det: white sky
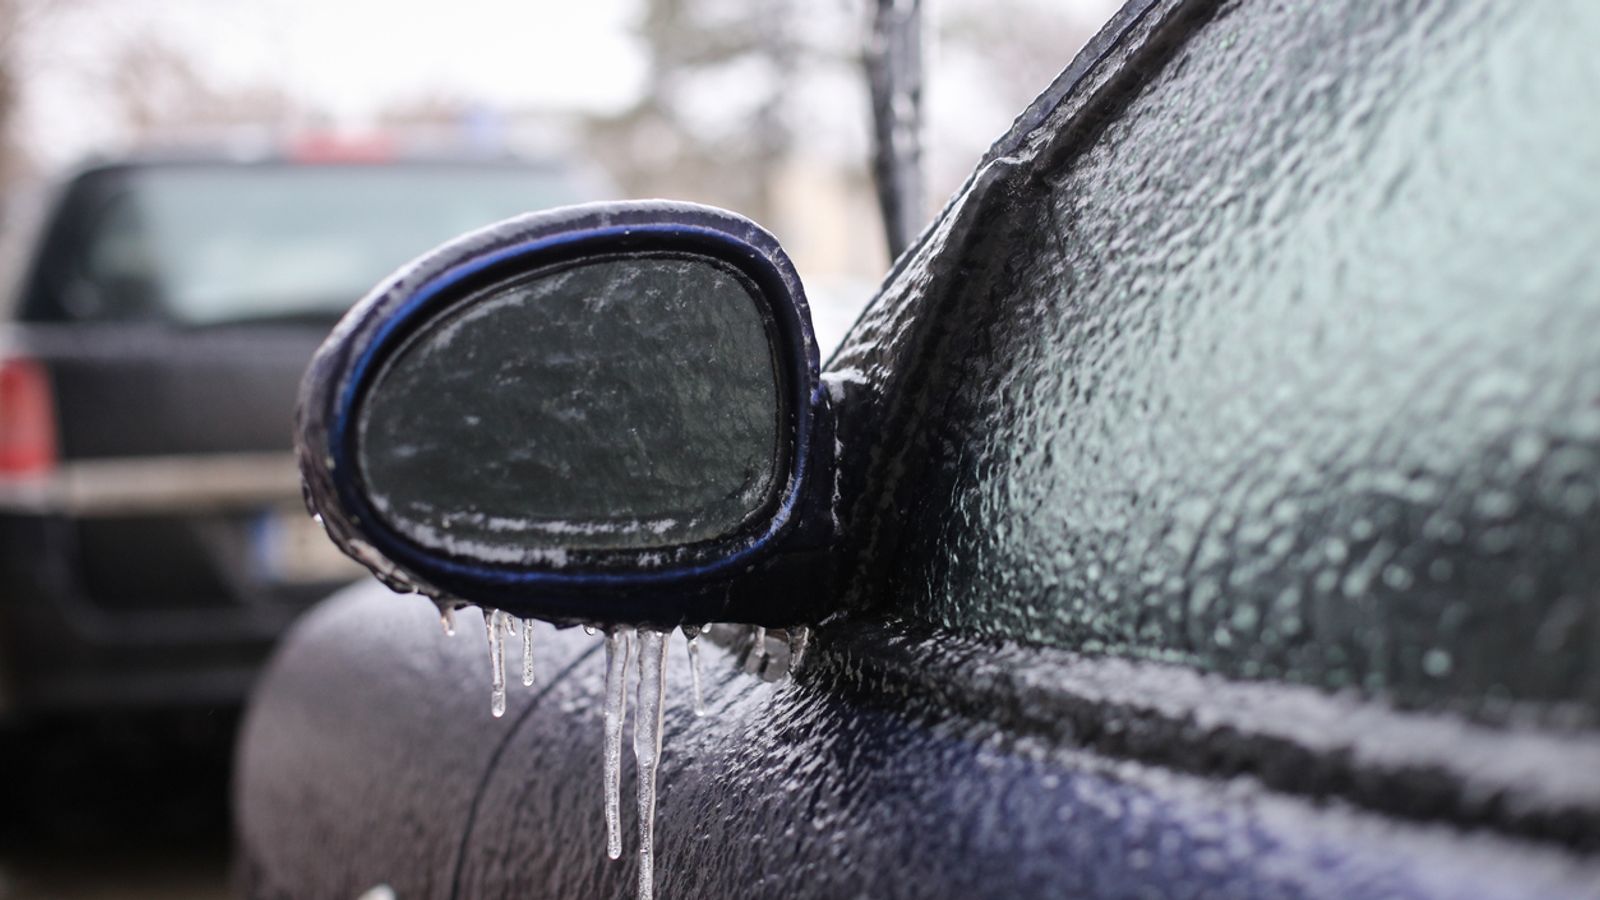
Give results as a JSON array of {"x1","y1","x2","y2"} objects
[{"x1": 20, "y1": 0, "x2": 648, "y2": 163}]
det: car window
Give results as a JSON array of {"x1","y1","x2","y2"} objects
[
  {"x1": 853, "y1": 0, "x2": 1600, "y2": 721},
  {"x1": 59, "y1": 164, "x2": 584, "y2": 325}
]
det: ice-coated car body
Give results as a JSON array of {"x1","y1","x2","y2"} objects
[{"x1": 235, "y1": 1, "x2": 1600, "y2": 897}]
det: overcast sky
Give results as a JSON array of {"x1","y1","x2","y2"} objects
[{"x1": 20, "y1": 0, "x2": 647, "y2": 162}]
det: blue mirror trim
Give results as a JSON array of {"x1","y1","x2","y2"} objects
[{"x1": 298, "y1": 201, "x2": 822, "y2": 618}]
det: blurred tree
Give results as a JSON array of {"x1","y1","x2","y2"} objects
[
  {"x1": 583, "y1": 0, "x2": 1097, "y2": 247},
  {"x1": 584, "y1": 0, "x2": 809, "y2": 224},
  {"x1": 0, "y1": 1, "x2": 20, "y2": 191},
  {"x1": 1, "y1": 4, "x2": 302, "y2": 203},
  {"x1": 0, "y1": 0, "x2": 72, "y2": 195},
  {"x1": 939, "y1": 0, "x2": 1098, "y2": 117},
  {"x1": 106, "y1": 35, "x2": 295, "y2": 142}
]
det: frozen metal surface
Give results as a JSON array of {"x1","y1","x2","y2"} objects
[
  {"x1": 832, "y1": 0, "x2": 1600, "y2": 721},
  {"x1": 817, "y1": 620, "x2": 1600, "y2": 849},
  {"x1": 232, "y1": 581, "x2": 602, "y2": 899},
  {"x1": 235, "y1": 583, "x2": 1600, "y2": 898}
]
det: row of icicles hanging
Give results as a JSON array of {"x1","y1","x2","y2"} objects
[{"x1": 438, "y1": 605, "x2": 714, "y2": 900}]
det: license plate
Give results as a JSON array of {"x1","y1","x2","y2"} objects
[{"x1": 251, "y1": 505, "x2": 366, "y2": 584}]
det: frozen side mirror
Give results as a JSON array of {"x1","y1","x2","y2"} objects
[{"x1": 296, "y1": 201, "x2": 834, "y2": 627}]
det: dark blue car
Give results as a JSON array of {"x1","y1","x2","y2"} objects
[{"x1": 236, "y1": 2, "x2": 1600, "y2": 897}]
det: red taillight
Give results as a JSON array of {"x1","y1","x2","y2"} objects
[
  {"x1": 287, "y1": 132, "x2": 396, "y2": 164},
  {"x1": 0, "y1": 357, "x2": 57, "y2": 477}
]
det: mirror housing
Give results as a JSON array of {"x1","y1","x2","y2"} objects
[{"x1": 297, "y1": 201, "x2": 835, "y2": 627}]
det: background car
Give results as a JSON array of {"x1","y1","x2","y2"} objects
[
  {"x1": 0, "y1": 151, "x2": 600, "y2": 855},
  {"x1": 0, "y1": 149, "x2": 598, "y2": 718},
  {"x1": 235, "y1": 0, "x2": 1600, "y2": 898}
]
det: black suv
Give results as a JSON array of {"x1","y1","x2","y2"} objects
[{"x1": 0, "y1": 155, "x2": 591, "y2": 715}]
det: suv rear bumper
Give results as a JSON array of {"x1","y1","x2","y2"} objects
[{"x1": 0, "y1": 504, "x2": 357, "y2": 716}]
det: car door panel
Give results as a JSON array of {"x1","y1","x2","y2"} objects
[
  {"x1": 233, "y1": 582, "x2": 608, "y2": 900},
  {"x1": 238, "y1": 584, "x2": 1600, "y2": 898}
]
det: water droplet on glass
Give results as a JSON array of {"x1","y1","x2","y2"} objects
[
  {"x1": 602, "y1": 626, "x2": 633, "y2": 860},
  {"x1": 634, "y1": 628, "x2": 669, "y2": 900}
]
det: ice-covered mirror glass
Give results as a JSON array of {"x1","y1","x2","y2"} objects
[{"x1": 355, "y1": 254, "x2": 783, "y2": 561}]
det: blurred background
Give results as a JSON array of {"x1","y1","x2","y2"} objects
[
  {"x1": 0, "y1": 0, "x2": 1115, "y2": 896},
  {"x1": 0, "y1": 0, "x2": 1122, "y2": 346}
]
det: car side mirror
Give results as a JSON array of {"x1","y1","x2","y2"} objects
[{"x1": 296, "y1": 201, "x2": 834, "y2": 627}]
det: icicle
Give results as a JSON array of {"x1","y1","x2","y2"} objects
[
  {"x1": 682, "y1": 625, "x2": 707, "y2": 717},
  {"x1": 634, "y1": 628, "x2": 669, "y2": 900},
  {"x1": 521, "y1": 618, "x2": 537, "y2": 686},
  {"x1": 602, "y1": 627, "x2": 633, "y2": 860},
  {"x1": 484, "y1": 609, "x2": 507, "y2": 717},
  {"x1": 786, "y1": 626, "x2": 811, "y2": 671},
  {"x1": 750, "y1": 626, "x2": 769, "y2": 672}
]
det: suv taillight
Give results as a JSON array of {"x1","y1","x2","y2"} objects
[{"x1": 0, "y1": 357, "x2": 58, "y2": 477}]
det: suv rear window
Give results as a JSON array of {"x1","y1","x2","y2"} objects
[{"x1": 33, "y1": 163, "x2": 584, "y2": 325}]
